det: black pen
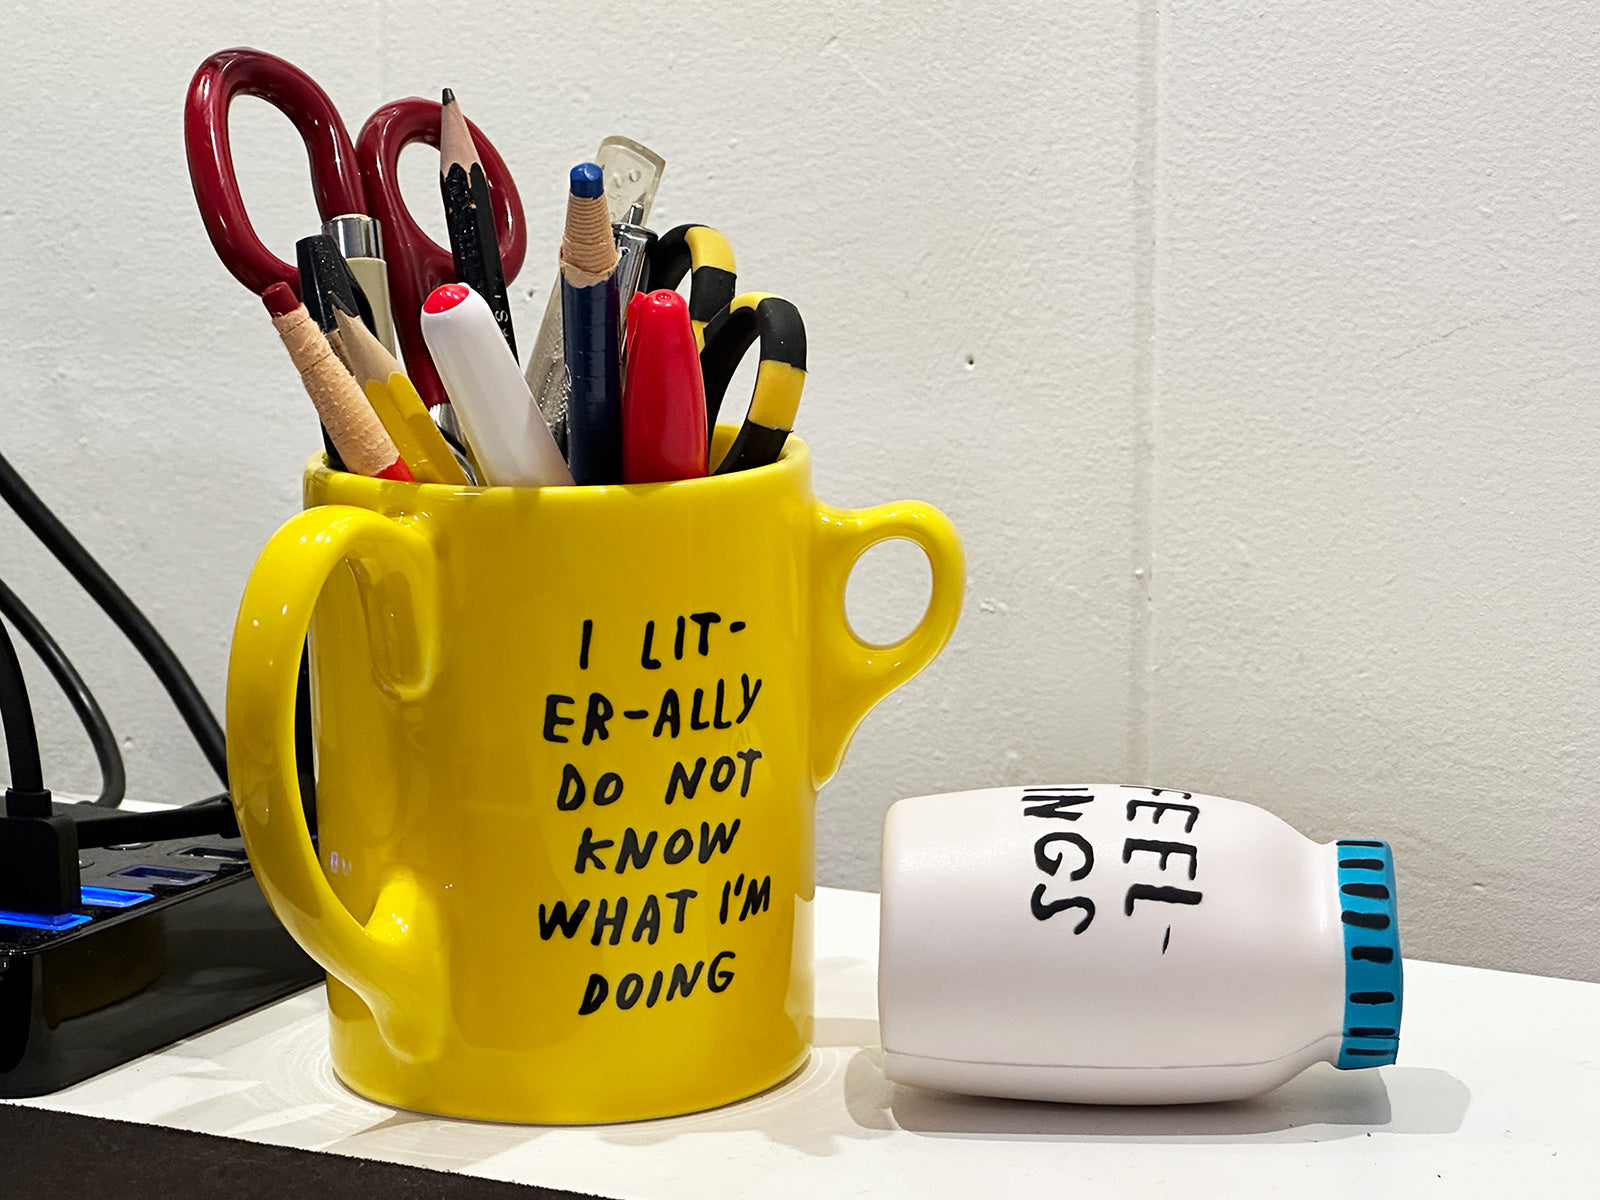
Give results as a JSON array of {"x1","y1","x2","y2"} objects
[{"x1": 294, "y1": 234, "x2": 375, "y2": 354}]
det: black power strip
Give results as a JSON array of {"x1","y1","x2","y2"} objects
[{"x1": 0, "y1": 820, "x2": 323, "y2": 1097}]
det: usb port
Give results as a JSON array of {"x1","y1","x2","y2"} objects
[
  {"x1": 180, "y1": 846, "x2": 249, "y2": 863},
  {"x1": 110, "y1": 865, "x2": 212, "y2": 886},
  {"x1": 81, "y1": 885, "x2": 156, "y2": 909},
  {"x1": 0, "y1": 908, "x2": 91, "y2": 930}
]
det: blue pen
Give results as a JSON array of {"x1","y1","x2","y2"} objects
[{"x1": 559, "y1": 163, "x2": 622, "y2": 484}]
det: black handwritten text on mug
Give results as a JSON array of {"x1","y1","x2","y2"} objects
[
  {"x1": 639, "y1": 613, "x2": 744, "y2": 667},
  {"x1": 541, "y1": 615, "x2": 777, "y2": 1020},
  {"x1": 573, "y1": 820, "x2": 741, "y2": 873},
  {"x1": 542, "y1": 677, "x2": 764, "y2": 744},
  {"x1": 718, "y1": 873, "x2": 772, "y2": 924},
  {"x1": 577, "y1": 951, "x2": 737, "y2": 1016},
  {"x1": 539, "y1": 889, "x2": 699, "y2": 944},
  {"x1": 554, "y1": 749, "x2": 765, "y2": 810},
  {"x1": 574, "y1": 612, "x2": 750, "y2": 671}
]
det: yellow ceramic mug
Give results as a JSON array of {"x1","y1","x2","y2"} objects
[{"x1": 226, "y1": 430, "x2": 963, "y2": 1122}]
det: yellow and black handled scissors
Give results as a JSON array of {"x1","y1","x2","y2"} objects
[{"x1": 648, "y1": 225, "x2": 806, "y2": 475}]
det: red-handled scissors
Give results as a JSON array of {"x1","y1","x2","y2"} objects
[{"x1": 184, "y1": 47, "x2": 527, "y2": 411}]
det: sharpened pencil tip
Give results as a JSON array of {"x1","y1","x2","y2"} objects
[
  {"x1": 569, "y1": 162, "x2": 604, "y2": 199},
  {"x1": 442, "y1": 87, "x2": 456, "y2": 106},
  {"x1": 327, "y1": 287, "x2": 359, "y2": 317}
]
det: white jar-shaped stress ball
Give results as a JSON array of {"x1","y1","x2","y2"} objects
[{"x1": 878, "y1": 785, "x2": 1402, "y2": 1104}]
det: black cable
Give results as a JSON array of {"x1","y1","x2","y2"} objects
[
  {"x1": 68, "y1": 792, "x2": 237, "y2": 848},
  {"x1": 0, "y1": 614, "x2": 45, "y2": 795},
  {"x1": 0, "y1": 576, "x2": 126, "y2": 808},
  {"x1": 0, "y1": 449, "x2": 227, "y2": 786}
]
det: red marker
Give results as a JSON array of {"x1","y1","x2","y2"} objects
[{"x1": 621, "y1": 290, "x2": 708, "y2": 483}]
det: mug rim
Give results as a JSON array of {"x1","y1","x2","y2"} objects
[{"x1": 305, "y1": 425, "x2": 810, "y2": 498}]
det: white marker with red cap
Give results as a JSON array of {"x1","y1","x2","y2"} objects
[{"x1": 420, "y1": 284, "x2": 573, "y2": 487}]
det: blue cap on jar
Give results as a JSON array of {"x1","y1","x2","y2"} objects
[{"x1": 1334, "y1": 840, "x2": 1403, "y2": 1069}]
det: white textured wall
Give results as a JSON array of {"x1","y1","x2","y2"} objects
[
  {"x1": 1, "y1": 3, "x2": 1594, "y2": 981},
  {"x1": 1150, "y1": 2, "x2": 1600, "y2": 983}
]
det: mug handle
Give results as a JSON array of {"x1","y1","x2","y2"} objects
[
  {"x1": 809, "y1": 500, "x2": 965, "y2": 787},
  {"x1": 226, "y1": 505, "x2": 447, "y2": 1062}
]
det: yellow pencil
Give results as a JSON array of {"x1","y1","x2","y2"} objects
[{"x1": 332, "y1": 309, "x2": 472, "y2": 485}]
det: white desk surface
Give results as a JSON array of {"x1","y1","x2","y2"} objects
[{"x1": 8, "y1": 887, "x2": 1598, "y2": 1198}]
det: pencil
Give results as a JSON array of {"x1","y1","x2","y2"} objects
[
  {"x1": 560, "y1": 162, "x2": 622, "y2": 485},
  {"x1": 262, "y1": 283, "x2": 413, "y2": 482},
  {"x1": 440, "y1": 88, "x2": 515, "y2": 355},
  {"x1": 331, "y1": 308, "x2": 471, "y2": 485}
]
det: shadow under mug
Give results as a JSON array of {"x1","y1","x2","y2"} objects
[{"x1": 226, "y1": 430, "x2": 963, "y2": 1122}]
